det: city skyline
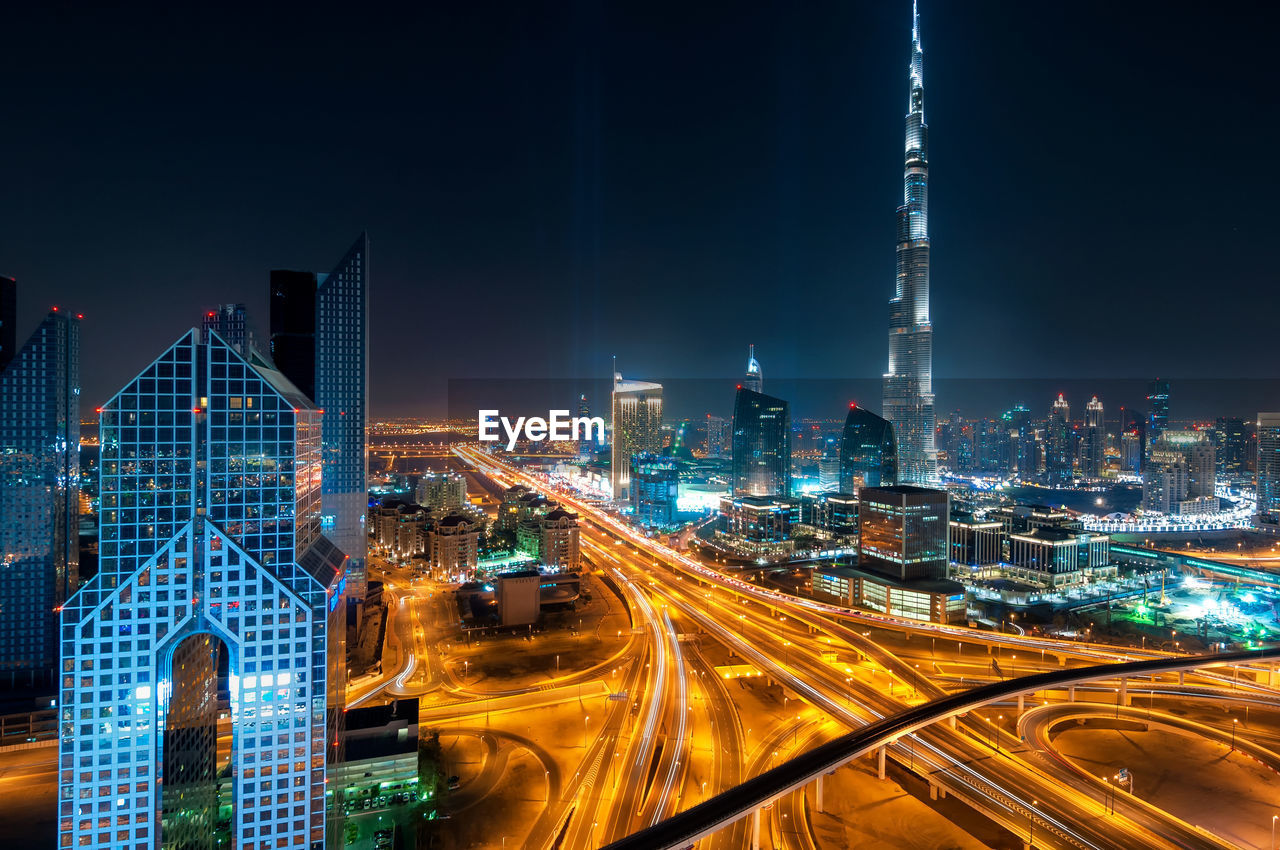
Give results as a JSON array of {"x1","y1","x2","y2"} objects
[{"x1": 3, "y1": 2, "x2": 1278, "y2": 417}]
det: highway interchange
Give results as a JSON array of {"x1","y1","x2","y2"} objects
[{"x1": 349, "y1": 444, "x2": 1280, "y2": 849}]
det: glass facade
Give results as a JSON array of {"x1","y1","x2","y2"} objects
[
  {"x1": 629, "y1": 453, "x2": 679, "y2": 528},
  {"x1": 0, "y1": 309, "x2": 79, "y2": 687},
  {"x1": 1257, "y1": 413, "x2": 1280, "y2": 526},
  {"x1": 838, "y1": 405, "x2": 897, "y2": 493},
  {"x1": 58, "y1": 329, "x2": 347, "y2": 850},
  {"x1": 316, "y1": 235, "x2": 370, "y2": 602},
  {"x1": 858, "y1": 485, "x2": 949, "y2": 582},
  {"x1": 610, "y1": 374, "x2": 663, "y2": 499},
  {"x1": 731, "y1": 387, "x2": 791, "y2": 497},
  {"x1": 882, "y1": 1, "x2": 938, "y2": 485}
]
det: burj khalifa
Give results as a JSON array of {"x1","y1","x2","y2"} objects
[{"x1": 882, "y1": 0, "x2": 938, "y2": 485}]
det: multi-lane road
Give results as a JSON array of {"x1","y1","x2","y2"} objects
[{"x1": 444, "y1": 444, "x2": 1280, "y2": 850}]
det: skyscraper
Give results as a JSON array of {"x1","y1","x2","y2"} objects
[
  {"x1": 201, "y1": 303, "x2": 255, "y2": 356},
  {"x1": 1143, "y1": 430, "x2": 1217, "y2": 515},
  {"x1": 0, "y1": 305, "x2": 79, "y2": 688},
  {"x1": 1082, "y1": 395, "x2": 1105, "y2": 480},
  {"x1": 1257, "y1": 413, "x2": 1280, "y2": 527},
  {"x1": 1044, "y1": 394, "x2": 1072, "y2": 485},
  {"x1": 838, "y1": 404, "x2": 897, "y2": 493},
  {"x1": 1147, "y1": 379, "x2": 1170, "y2": 444},
  {"x1": 269, "y1": 235, "x2": 369, "y2": 601},
  {"x1": 1211, "y1": 416, "x2": 1248, "y2": 477},
  {"x1": 731, "y1": 386, "x2": 791, "y2": 497},
  {"x1": 882, "y1": 0, "x2": 938, "y2": 485},
  {"x1": 610, "y1": 369, "x2": 663, "y2": 499},
  {"x1": 0, "y1": 274, "x2": 15, "y2": 372},
  {"x1": 58, "y1": 328, "x2": 347, "y2": 850},
  {"x1": 743, "y1": 344, "x2": 762, "y2": 393}
]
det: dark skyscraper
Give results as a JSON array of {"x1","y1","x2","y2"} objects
[
  {"x1": 882, "y1": 0, "x2": 938, "y2": 485},
  {"x1": 269, "y1": 269, "x2": 320, "y2": 401},
  {"x1": 0, "y1": 305, "x2": 79, "y2": 687},
  {"x1": 269, "y1": 235, "x2": 370, "y2": 601},
  {"x1": 1044, "y1": 394, "x2": 1072, "y2": 485},
  {"x1": 0, "y1": 275, "x2": 15, "y2": 372},
  {"x1": 1147, "y1": 379, "x2": 1171, "y2": 444},
  {"x1": 1082, "y1": 395, "x2": 1105, "y2": 480},
  {"x1": 838, "y1": 404, "x2": 898, "y2": 494},
  {"x1": 731, "y1": 387, "x2": 791, "y2": 497},
  {"x1": 58, "y1": 328, "x2": 347, "y2": 850}
]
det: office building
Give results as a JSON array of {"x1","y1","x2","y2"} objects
[
  {"x1": 1147, "y1": 379, "x2": 1170, "y2": 444},
  {"x1": 718, "y1": 494, "x2": 797, "y2": 555},
  {"x1": 797, "y1": 491, "x2": 859, "y2": 539},
  {"x1": 610, "y1": 370, "x2": 663, "y2": 499},
  {"x1": 1143, "y1": 430, "x2": 1218, "y2": 515},
  {"x1": 1006, "y1": 527, "x2": 1114, "y2": 588},
  {"x1": 742, "y1": 344, "x2": 762, "y2": 393},
  {"x1": 58, "y1": 328, "x2": 348, "y2": 850},
  {"x1": 882, "y1": 1, "x2": 938, "y2": 485},
  {"x1": 1082, "y1": 395, "x2": 1105, "y2": 480},
  {"x1": 1121, "y1": 429, "x2": 1143, "y2": 474},
  {"x1": 705, "y1": 414, "x2": 729, "y2": 459},
  {"x1": 1005, "y1": 405, "x2": 1037, "y2": 479},
  {"x1": 838, "y1": 404, "x2": 897, "y2": 493},
  {"x1": 1257, "y1": 413, "x2": 1280, "y2": 527},
  {"x1": 201, "y1": 303, "x2": 255, "y2": 356},
  {"x1": 0, "y1": 275, "x2": 15, "y2": 371},
  {"x1": 630, "y1": 453, "x2": 679, "y2": 528},
  {"x1": 812, "y1": 565, "x2": 965, "y2": 624},
  {"x1": 731, "y1": 386, "x2": 791, "y2": 497},
  {"x1": 948, "y1": 511, "x2": 1002, "y2": 567},
  {"x1": 269, "y1": 235, "x2": 369, "y2": 601},
  {"x1": 331, "y1": 698, "x2": 421, "y2": 813},
  {"x1": 858, "y1": 485, "x2": 949, "y2": 582},
  {"x1": 0, "y1": 306, "x2": 80, "y2": 688},
  {"x1": 1212, "y1": 417, "x2": 1248, "y2": 478}
]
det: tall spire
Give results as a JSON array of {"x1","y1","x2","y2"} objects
[
  {"x1": 883, "y1": 0, "x2": 937, "y2": 485},
  {"x1": 744, "y1": 344, "x2": 762, "y2": 393}
]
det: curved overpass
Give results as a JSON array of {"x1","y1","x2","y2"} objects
[{"x1": 600, "y1": 646, "x2": 1280, "y2": 850}]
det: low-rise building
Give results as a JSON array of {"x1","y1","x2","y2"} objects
[
  {"x1": 949, "y1": 511, "x2": 1002, "y2": 567},
  {"x1": 516, "y1": 507, "x2": 581, "y2": 570},
  {"x1": 812, "y1": 565, "x2": 965, "y2": 624},
  {"x1": 1005, "y1": 526, "x2": 1117, "y2": 587},
  {"x1": 717, "y1": 494, "x2": 798, "y2": 555},
  {"x1": 330, "y1": 698, "x2": 421, "y2": 813},
  {"x1": 427, "y1": 513, "x2": 482, "y2": 579}
]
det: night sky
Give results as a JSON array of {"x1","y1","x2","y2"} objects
[{"x1": 3, "y1": 1, "x2": 1278, "y2": 418}]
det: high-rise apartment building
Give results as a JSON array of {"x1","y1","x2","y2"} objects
[
  {"x1": 838, "y1": 404, "x2": 897, "y2": 493},
  {"x1": 1143, "y1": 430, "x2": 1218, "y2": 515},
  {"x1": 269, "y1": 235, "x2": 369, "y2": 601},
  {"x1": 705, "y1": 414, "x2": 729, "y2": 459},
  {"x1": 415, "y1": 471, "x2": 467, "y2": 513},
  {"x1": 58, "y1": 328, "x2": 348, "y2": 850},
  {"x1": 1082, "y1": 396, "x2": 1105, "y2": 480},
  {"x1": 882, "y1": 1, "x2": 938, "y2": 485},
  {"x1": 731, "y1": 386, "x2": 791, "y2": 497},
  {"x1": 610, "y1": 370, "x2": 663, "y2": 499},
  {"x1": 0, "y1": 306, "x2": 79, "y2": 687},
  {"x1": 1257, "y1": 413, "x2": 1280, "y2": 527},
  {"x1": 1121, "y1": 429, "x2": 1143, "y2": 474}
]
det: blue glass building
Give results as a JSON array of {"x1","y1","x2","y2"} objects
[
  {"x1": 629, "y1": 453, "x2": 680, "y2": 528},
  {"x1": 270, "y1": 235, "x2": 369, "y2": 601},
  {"x1": 0, "y1": 306, "x2": 79, "y2": 688},
  {"x1": 58, "y1": 328, "x2": 347, "y2": 850},
  {"x1": 838, "y1": 404, "x2": 897, "y2": 494},
  {"x1": 731, "y1": 387, "x2": 791, "y2": 497}
]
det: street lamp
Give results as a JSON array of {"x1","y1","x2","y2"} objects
[
  {"x1": 1231, "y1": 718, "x2": 1238, "y2": 751},
  {"x1": 1028, "y1": 800, "x2": 1037, "y2": 849}
]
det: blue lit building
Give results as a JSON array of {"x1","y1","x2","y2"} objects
[
  {"x1": 58, "y1": 328, "x2": 347, "y2": 850},
  {"x1": 270, "y1": 234, "x2": 369, "y2": 601},
  {"x1": 838, "y1": 404, "x2": 897, "y2": 494},
  {"x1": 629, "y1": 453, "x2": 679, "y2": 528},
  {"x1": 731, "y1": 387, "x2": 791, "y2": 497},
  {"x1": 882, "y1": 0, "x2": 938, "y2": 485},
  {"x1": 0, "y1": 306, "x2": 79, "y2": 688}
]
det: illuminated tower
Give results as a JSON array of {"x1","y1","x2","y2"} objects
[
  {"x1": 743, "y1": 344, "x2": 762, "y2": 393},
  {"x1": 610, "y1": 368, "x2": 663, "y2": 499},
  {"x1": 58, "y1": 329, "x2": 348, "y2": 850},
  {"x1": 1083, "y1": 395, "x2": 1105, "y2": 480},
  {"x1": 731, "y1": 386, "x2": 791, "y2": 497},
  {"x1": 1044, "y1": 394, "x2": 1072, "y2": 485},
  {"x1": 882, "y1": 0, "x2": 938, "y2": 484}
]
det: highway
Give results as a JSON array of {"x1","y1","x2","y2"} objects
[{"x1": 455, "y1": 445, "x2": 1280, "y2": 850}]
